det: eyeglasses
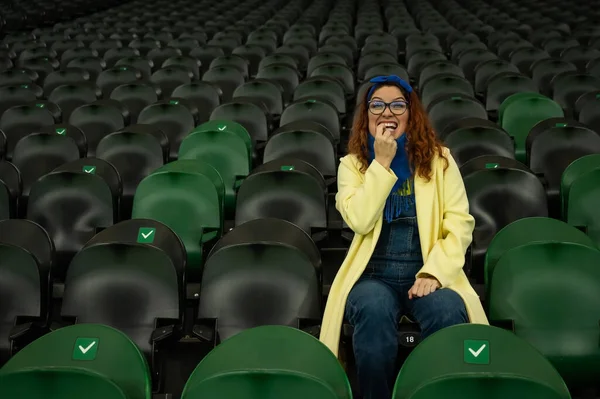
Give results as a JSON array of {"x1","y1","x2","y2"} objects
[{"x1": 368, "y1": 100, "x2": 409, "y2": 115}]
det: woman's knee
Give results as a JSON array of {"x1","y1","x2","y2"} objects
[
  {"x1": 345, "y1": 279, "x2": 400, "y2": 327},
  {"x1": 412, "y1": 288, "x2": 468, "y2": 334}
]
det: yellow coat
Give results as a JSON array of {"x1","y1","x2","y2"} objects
[{"x1": 320, "y1": 149, "x2": 489, "y2": 357}]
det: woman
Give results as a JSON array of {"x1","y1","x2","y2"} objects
[{"x1": 319, "y1": 75, "x2": 488, "y2": 399}]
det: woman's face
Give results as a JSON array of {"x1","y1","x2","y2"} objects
[{"x1": 367, "y1": 85, "x2": 410, "y2": 139}]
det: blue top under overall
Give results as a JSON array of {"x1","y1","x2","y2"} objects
[{"x1": 371, "y1": 178, "x2": 423, "y2": 265}]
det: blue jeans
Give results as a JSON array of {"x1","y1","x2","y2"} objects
[{"x1": 345, "y1": 258, "x2": 468, "y2": 399}]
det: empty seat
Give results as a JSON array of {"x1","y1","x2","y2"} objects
[
  {"x1": 0, "y1": 324, "x2": 152, "y2": 399},
  {"x1": 210, "y1": 100, "x2": 269, "y2": 144},
  {"x1": 178, "y1": 122, "x2": 251, "y2": 217},
  {"x1": 27, "y1": 169, "x2": 115, "y2": 279},
  {"x1": 202, "y1": 66, "x2": 246, "y2": 102},
  {"x1": 236, "y1": 159, "x2": 327, "y2": 238},
  {"x1": 151, "y1": 66, "x2": 194, "y2": 98},
  {"x1": 96, "y1": 66, "x2": 142, "y2": 98},
  {"x1": 96, "y1": 131, "x2": 164, "y2": 219},
  {"x1": 172, "y1": 82, "x2": 221, "y2": 124},
  {"x1": 137, "y1": 101, "x2": 195, "y2": 160},
  {"x1": 0, "y1": 244, "x2": 42, "y2": 366},
  {"x1": 264, "y1": 125, "x2": 336, "y2": 180},
  {"x1": 280, "y1": 98, "x2": 340, "y2": 143},
  {"x1": 110, "y1": 83, "x2": 159, "y2": 124},
  {"x1": 43, "y1": 68, "x2": 91, "y2": 97},
  {"x1": 551, "y1": 72, "x2": 600, "y2": 113},
  {"x1": 48, "y1": 84, "x2": 100, "y2": 123},
  {"x1": 501, "y1": 94, "x2": 564, "y2": 162},
  {"x1": 61, "y1": 243, "x2": 180, "y2": 358},
  {"x1": 485, "y1": 73, "x2": 538, "y2": 113},
  {"x1": 461, "y1": 156, "x2": 548, "y2": 281},
  {"x1": 565, "y1": 168, "x2": 600, "y2": 246},
  {"x1": 182, "y1": 326, "x2": 350, "y2": 399},
  {"x1": 489, "y1": 242, "x2": 600, "y2": 388},
  {"x1": 0, "y1": 104, "x2": 55, "y2": 160},
  {"x1": 443, "y1": 120, "x2": 514, "y2": 167},
  {"x1": 0, "y1": 84, "x2": 40, "y2": 118},
  {"x1": 485, "y1": 217, "x2": 596, "y2": 289},
  {"x1": 420, "y1": 74, "x2": 474, "y2": 109},
  {"x1": 560, "y1": 154, "x2": 600, "y2": 217},
  {"x1": 131, "y1": 166, "x2": 222, "y2": 280},
  {"x1": 527, "y1": 120, "x2": 600, "y2": 217},
  {"x1": 197, "y1": 240, "x2": 321, "y2": 341},
  {"x1": 69, "y1": 103, "x2": 125, "y2": 157},
  {"x1": 0, "y1": 160, "x2": 21, "y2": 218},
  {"x1": 12, "y1": 132, "x2": 80, "y2": 209},
  {"x1": 393, "y1": 324, "x2": 570, "y2": 399},
  {"x1": 427, "y1": 95, "x2": 488, "y2": 135}
]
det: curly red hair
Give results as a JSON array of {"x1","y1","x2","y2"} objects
[{"x1": 347, "y1": 83, "x2": 448, "y2": 181}]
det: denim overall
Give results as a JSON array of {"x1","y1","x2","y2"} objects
[{"x1": 345, "y1": 180, "x2": 468, "y2": 399}]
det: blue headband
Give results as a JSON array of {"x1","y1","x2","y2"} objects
[{"x1": 367, "y1": 75, "x2": 413, "y2": 100}]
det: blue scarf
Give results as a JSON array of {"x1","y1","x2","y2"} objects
[{"x1": 367, "y1": 133, "x2": 415, "y2": 222}]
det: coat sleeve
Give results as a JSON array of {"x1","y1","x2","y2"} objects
[
  {"x1": 335, "y1": 155, "x2": 398, "y2": 235},
  {"x1": 416, "y1": 152, "x2": 475, "y2": 287}
]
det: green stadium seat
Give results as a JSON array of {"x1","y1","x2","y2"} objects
[
  {"x1": 489, "y1": 242, "x2": 600, "y2": 388},
  {"x1": 179, "y1": 124, "x2": 251, "y2": 217},
  {"x1": 131, "y1": 168, "x2": 221, "y2": 280},
  {"x1": 560, "y1": 154, "x2": 600, "y2": 219},
  {"x1": 497, "y1": 92, "x2": 546, "y2": 126},
  {"x1": 564, "y1": 168, "x2": 600, "y2": 246},
  {"x1": 0, "y1": 324, "x2": 152, "y2": 399},
  {"x1": 393, "y1": 324, "x2": 570, "y2": 399},
  {"x1": 500, "y1": 94, "x2": 564, "y2": 162},
  {"x1": 154, "y1": 160, "x2": 225, "y2": 229},
  {"x1": 484, "y1": 217, "x2": 596, "y2": 288},
  {"x1": 182, "y1": 326, "x2": 351, "y2": 399}
]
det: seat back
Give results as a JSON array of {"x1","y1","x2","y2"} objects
[
  {"x1": 84, "y1": 218, "x2": 186, "y2": 304},
  {"x1": 0, "y1": 244, "x2": 41, "y2": 364},
  {"x1": 0, "y1": 323, "x2": 151, "y2": 399},
  {"x1": 280, "y1": 99, "x2": 340, "y2": 142},
  {"x1": 199, "y1": 246, "x2": 320, "y2": 340},
  {"x1": 12, "y1": 133, "x2": 81, "y2": 197},
  {"x1": 68, "y1": 103, "x2": 125, "y2": 157},
  {"x1": 566, "y1": 168, "x2": 600, "y2": 245},
  {"x1": 444, "y1": 126, "x2": 514, "y2": 167},
  {"x1": 560, "y1": 154, "x2": 600, "y2": 218},
  {"x1": 464, "y1": 165, "x2": 547, "y2": 281},
  {"x1": 62, "y1": 245, "x2": 179, "y2": 354},
  {"x1": 235, "y1": 164, "x2": 326, "y2": 236},
  {"x1": 26, "y1": 172, "x2": 114, "y2": 279},
  {"x1": 393, "y1": 324, "x2": 570, "y2": 399},
  {"x1": 501, "y1": 95, "x2": 564, "y2": 162},
  {"x1": 132, "y1": 171, "x2": 221, "y2": 271},
  {"x1": 182, "y1": 326, "x2": 351, "y2": 399},
  {"x1": 137, "y1": 102, "x2": 195, "y2": 160},
  {"x1": 484, "y1": 217, "x2": 595, "y2": 287},
  {"x1": 179, "y1": 129, "x2": 250, "y2": 216},
  {"x1": 209, "y1": 218, "x2": 321, "y2": 270},
  {"x1": 264, "y1": 130, "x2": 336, "y2": 178},
  {"x1": 0, "y1": 369, "x2": 128, "y2": 399},
  {"x1": 183, "y1": 372, "x2": 338, "y2": 399},
  {"x1": 489, "y1": 242, "x2": 600, "y2": 386}
]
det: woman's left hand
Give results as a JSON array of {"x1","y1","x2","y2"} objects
[{"x1": 408, "y1": 277, "x2": 441, "y2": 299}]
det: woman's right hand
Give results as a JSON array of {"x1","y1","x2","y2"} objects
[{"x1": 374, "y1": 124, "x2": 397, "y2": 169}]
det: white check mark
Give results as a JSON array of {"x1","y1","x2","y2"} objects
[
  {"x1": 141, "y1": 231, "x2": 154, "y2": 239},
  {"x1": 468, "y1": 344, "x2": 486, "y2": 357},
  {"x1": 79, "y1": 341, "x2": 96, "y2": 354},
  {"x1": 218, "y1": 126, "x2": 226, "y2": 131}
]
